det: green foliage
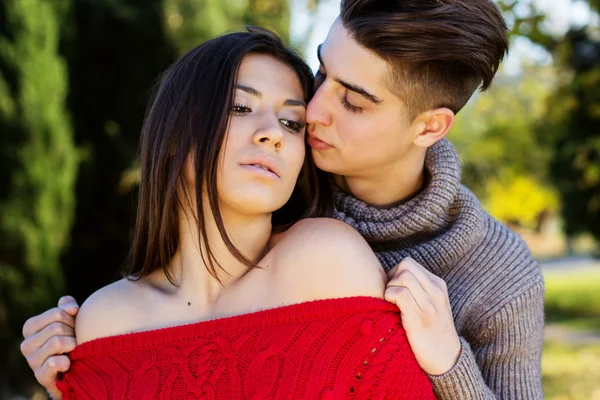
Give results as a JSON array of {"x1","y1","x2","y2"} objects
[
  {"x1": 540, "y1": 28, "x2": 600, "y2": 240},
  {"x1": 0, "y1": 0, "x2": 78, "y2": 392},
  {"x1": 452, "y1": 66, "x2": 559, "y2": 228},
  {"x1": 164, "y1": 0, "x2": 290, "y2": 54}
]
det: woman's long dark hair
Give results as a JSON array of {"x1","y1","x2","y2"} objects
[{"x1": 124, "y1": 26, "x2": 333, "y2": 284}]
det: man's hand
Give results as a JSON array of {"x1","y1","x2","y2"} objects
[
  {"x1": 20, "y1": 296, "x2": 79, "y2": 400},
  {"x1": 385, "y1": 258, "x2": 461, "y2": 376}
]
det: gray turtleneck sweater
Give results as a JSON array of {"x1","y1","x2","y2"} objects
[{"x1": 333, "y1": 139, "x2": 545, "y2": 399}]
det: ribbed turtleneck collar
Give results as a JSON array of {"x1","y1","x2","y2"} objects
[{"x1": 333, "y1": 139, "x2": 486, "y2": 273}]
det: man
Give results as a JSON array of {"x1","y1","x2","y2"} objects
[{"x1": 20, "y1": 0, "x2": 544, "y2": 398}]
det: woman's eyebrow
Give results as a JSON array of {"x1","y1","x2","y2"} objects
[
  {"x1": 284, "y1": 99, "x2": 306, "y2": 108},
  {"x1": 236, "y1": 84, "x2": 305, "y2": 108},
  {"x1": 236, "y1": 84, "x2": 261, "y2": 97}
]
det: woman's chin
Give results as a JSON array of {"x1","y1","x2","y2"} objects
[{"x1": 223, "y1": 198, "x2": 286, "y2": 218}]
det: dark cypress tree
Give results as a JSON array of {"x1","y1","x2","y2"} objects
[
  {"x1": 0, "y1": 0, "x2": 77, "y2": 394},
  {"x1": 60, "y1": 0, "x2": 177, "y2": 304}
]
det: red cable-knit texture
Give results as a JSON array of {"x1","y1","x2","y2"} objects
[{"x1": 57, "y1": 297, "x2": 436, "y2": 399}]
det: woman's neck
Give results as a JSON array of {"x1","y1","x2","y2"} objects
[{"x1": 163, "y1": 206, "x2": 273, "y2": 307}]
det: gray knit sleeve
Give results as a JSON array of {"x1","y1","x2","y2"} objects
[{"x1": 428, "y1": 282, "x2": 545, "y2": 399}]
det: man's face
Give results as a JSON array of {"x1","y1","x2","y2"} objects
[{"x1": 306, "y1": 18, "x2": 417, "y2": 178}]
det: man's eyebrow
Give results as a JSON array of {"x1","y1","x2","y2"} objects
[
  {"x1": 236, "y1": 84, "x2": 305, "y2": 108},
  {"x1": 316, "y1": 44, "x2": 383, "y2": 106},
  {"x1": 336, "y1": 79, "x2": 383, "y2": 105}
]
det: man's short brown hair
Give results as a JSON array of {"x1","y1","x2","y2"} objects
[{"x1": 341, "y1": 0, "x2": 509, "y2": 119}]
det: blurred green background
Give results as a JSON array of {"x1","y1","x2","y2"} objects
[{"x1": 0, "y1": 0, "x2": 598, "y2": 398}]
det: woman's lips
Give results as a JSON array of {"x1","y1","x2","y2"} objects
[{"x1": 240, "y1": 164, "x2": 279, "y2": 179}]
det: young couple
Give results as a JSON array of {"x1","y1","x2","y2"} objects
[{"x1": 20, "y1": 0, "x2": 545, "y2": 398}]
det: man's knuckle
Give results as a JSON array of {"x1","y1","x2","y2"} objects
[
  {"x1": 404, "y1": 257, "x2": 417, "y2": 266},
  {"x1": 423, "y1": 302, "x2": 436, "y2": 316},
  {"x1": 432, "y1": 285, "x2": 447, "y2": 300},
  {"x1": 50, "y1": 321, "x2": 66, "y2": 335},
  {"x1": 395, "y1": 286, "x2": 411, "y2": 299},
  {"x1": 397, "y1": 269, "x2": 412, "y2": 280},
  {"x1": 47, "y1": 357, "x2": 58, "y2": 370},
  {"x1": 436, "y1": 277, "x2": 447, "y2": 289},
  {"x1": 22, "y1": 320, "x2": 31, "y2": 337},
  {"x1": 20, "y1": 339, "x2": 29, "y2": 354},
  {"x1": 48, "y1": 336, "x2": 64, "y2": 351},
  {"x1": 50, "y1": 308, "x2": 64, "y2": 322},
  {"x1": 399, "y1": 258, "x2": 412, "y2": 268}
]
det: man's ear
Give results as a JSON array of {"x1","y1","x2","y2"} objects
[{"x1": 411, "y1": 108, "x2": 455, "y2": 148}]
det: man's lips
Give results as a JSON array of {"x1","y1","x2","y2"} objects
[{"x1": 307, "y1": 134, "x2": 333, "y2": 150}]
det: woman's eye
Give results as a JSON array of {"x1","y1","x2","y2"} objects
[
  {"x1": 231, "y1": 104, "x2": 251, "y2": 115},
  {"x1": 280, "y1": 118, "x2": 306, "y2": 133}
]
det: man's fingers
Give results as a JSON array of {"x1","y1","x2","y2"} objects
[
  {"x1": 26, "y1": 335, "x2": 77, "y2": 372},
  {"x1": 388, "y1": 258, "x2": 448, "y2": 302},
  {"x1": 58, "y1": 295, "x2": 79, "y2": 317},
  {"x1": 21, "y1": 321, "x2": 75, "y2": 359},
  {"x1": 58, "y1": 296, "x2": 78, "y2": 308},
  {"x1": 34, "y1": 355, "x2": 71, "y2": 387},
  {"x1": 384, "y1": 286, "x2": 422, "y2": 321},
  {"x1": 387, "y1": 270, "x2": 434, "y2": 314},
  {"x1": 22, "y1": 307, "x2": 75, "y2": 338}
]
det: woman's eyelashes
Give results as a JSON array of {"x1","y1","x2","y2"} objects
[
  {"x1": 280, "y1": 118, "x2": 306, "y2": 133},
  {"x1": 231, "y1": 103, "x2": 251, "y2": 115},
  {"x1": 231, "y1": 103, "x2": 306, "y2": 133}
]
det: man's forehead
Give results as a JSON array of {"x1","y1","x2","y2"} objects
[{"x1": 319, "y1": 20, "x2": 390, "y2": 94}]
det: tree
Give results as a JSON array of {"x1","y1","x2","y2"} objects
[
  {"x1": 540, "y1": 27, "x2": 600, "y2": 241},
  {"x1": 0, "y1": 0, "x2": 78, "y2": 394},
  {"x1": 164, "y1": 0, "x2": 291, "y2": 55},
  {"x1": 60, "y1": 0, "x2": 177, "y2": 308},
  {"x1": 452, "y1": 65, "x2": 560, "y2": 229}
]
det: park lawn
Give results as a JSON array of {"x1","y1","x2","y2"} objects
[
  {"x1": 542, "y1": 341, "x2": 600, "y2": 400},
  {"x1": 542, "y1": 268, "x2": 600, "y2": 399},
  {"x1": 544, "y1": 269, "x2": 600, "y2": 323}
]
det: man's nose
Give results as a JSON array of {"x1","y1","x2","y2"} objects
[{"x1": 307, "y1": 84, "x2": 333, "y2": 127}]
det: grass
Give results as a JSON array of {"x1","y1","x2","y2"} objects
[
  {"x1": 542, "y1": 341, "x2": 600, "y2": 400},
  {"x1": 542, "y1": 268, "x2": 600, "y2": 400},
  {"x1": 544, "y1": 270, "x2": 600, "y2": 323}
]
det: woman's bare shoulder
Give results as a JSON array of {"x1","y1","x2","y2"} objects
[
  {"x1": 75, "y1": 278, "x2": 149, "y2": 345},
  {"x1": 266, "y1": 218, "x2": 386, "y2": 302}
]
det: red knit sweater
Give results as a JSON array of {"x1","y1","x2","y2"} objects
[{"x1": 57, "y1": 297, "x2": 436, "y2": 399}]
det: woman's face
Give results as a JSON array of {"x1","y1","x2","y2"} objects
[{"x1": 216, "y1": 53, "x2": 308, "y2": 217}]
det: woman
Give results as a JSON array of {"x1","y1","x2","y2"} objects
[{"x1": 40, "y1": 27, "x2": 435, "y2": 399}]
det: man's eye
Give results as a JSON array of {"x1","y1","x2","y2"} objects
[
  {"x1": 231, "y1": 104, "x2": 251, "y2": 115},
  {"x1": 342, "y1": 97, "x2": 362, "y2": 114}
]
